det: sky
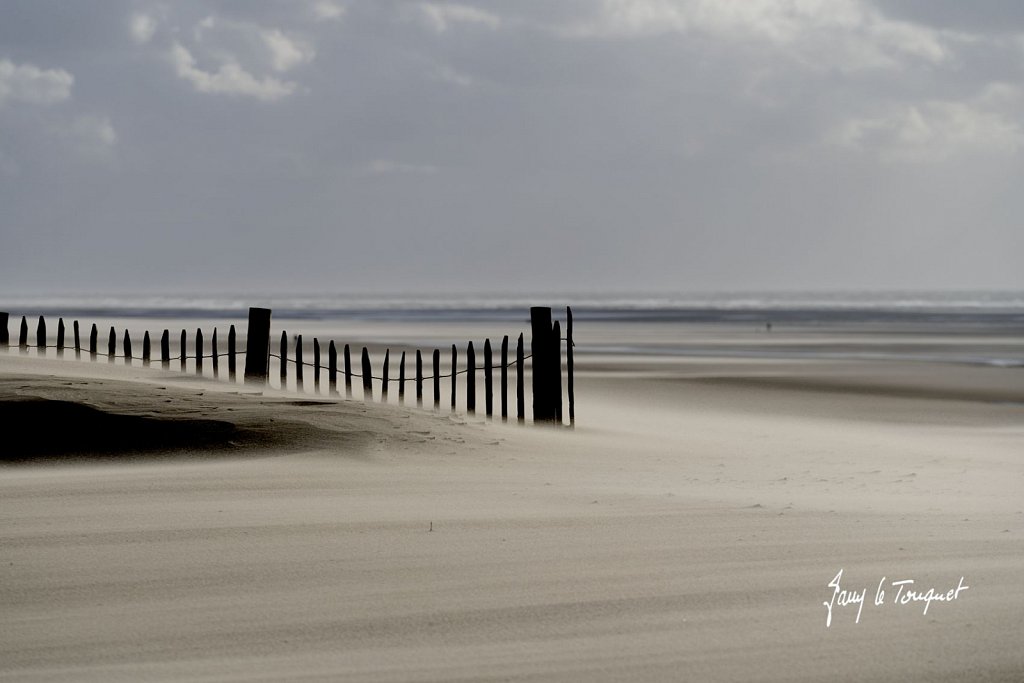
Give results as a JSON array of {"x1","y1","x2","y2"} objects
[{"x1": 1, "y1": 0, "x2": 1023, "y2": 295}]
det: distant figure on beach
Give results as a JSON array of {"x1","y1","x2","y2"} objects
[{"x1": 766, "y1": 321, "x2": 772, "y2": 332}]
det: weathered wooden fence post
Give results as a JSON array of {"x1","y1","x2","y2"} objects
[
  {"x1": 329, "y1": 341, "x2": 338, "y2": 396},
  {"x1": 57, "y1": 319, "x2": 65, "y2": 356},
  {"x1": 467, "y1": 341, "x2": 476, "y2": 415},
  {"x1": 450, "y1": 345, "x2": 457, "y2": 409},
  {"x1": 211, "y1": 328, "x2": 219, "y2": 378},
  {"x1": 516, "y1": 333, "x2": 525, "y2": 423},
  {"x1": 143, "y1": 331, "x2": 151, "y2": 366},
  {"x1": 415, "y1": 350, "x2": 423, "y2": 406},
  {"x1": 19, "y1": 316, "x2": 28, "y2": 351},
  {"x1": 567, "y1": 307, "x2": 575, "y2": 426},
  {"x1": 160, "y1": 330, "x2": 169, "y2": 368},
  {"x1": 0, "y1": 312, "x2": 7, "y2": 348},
  {"x1": 228, "y1": 325, "x2": 237, "y2": 381},
  {"x1": 361, "y1": 347, "x2": 372, "y2": 400},
  {"x1": 195, "y1": 329, "x2": 204, "y2": 375},
  {"x1": 432, "y1": 349, "x2": 440, "y2": 408},
  {"x1": 313, "y1": 339, "x2": 321, "y2": 394},
  {"x1": 123, "y1": 330, "x2": 132, "y2": 365},
  {"x1": 280, "y1": 331, "x2": 288, "y2": 388},
  {"x1": 501, "y1": 335, "x2": 509, "y2": 421},
  {"x1": 398, "y1": 351, "x2": 406, "y2": 404},
  {"x1": 89, "y1": 324, "x2": 98, "y2": 359},
  {"x1": 531, "y1": 307, "x2": 556, "y2": 422},
  {"x1": 108, "y1": 327, "x2": 116, "y2": 363},
  {"x1": 344, "y1": 344, "x2": 352, "y2": 397},
  {"x1": 484, "y1": 339, "x2": 493, "y2": 418},
  {"x1": 242, "y1": 307, "x2": 272, "y2": 385},
  {"x1": 179, "y1": 330, "x2": 187, "y2": 371},
  {"x1": 73, "y1": 320, "x2": 81, "y2": 357},
  {"x1": 36, "y1": 316, "x2": 46, "y2": 355},
  {"x1": 553, "y1": 320, "x2": 563, "y2": 423},
  {"x1": 382, "y1": 350, "x2": 390, "y2": 400},
  {"x1": 295, "y1": 335, "x2": 304, "y2": 391}
]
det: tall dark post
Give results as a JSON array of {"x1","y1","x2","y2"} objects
[
  {"x1": 160, "y1": 330, "x2": 169, "y2": 368},
  {"x1": 123, "y1": 330, "x2": 132, "y2": 365},
  {"x1": 567, "y1": 307, "x2": 575, "y2": 427},
  {"x1": 467, "y1": 341, "x2": 476, "y2": 415},
  {"x1": 516, "y1": 333, "x2": 525, "y2": 423},
  {"x1": 344, "y1": 344, "x2": 352, "y2": 397},
  {"x1": 329, "y1": 341, "x2": 338, "y2": 396},
  {"x1": 361, "y1": 347, "x2": 372, "y2": 400},
  {"x1": 242, "y1": 307, "x2": 272, "y2": 385},
  {"x1": 484, "y1": 339, "x2": 493, "y2": 418},
  {"x1": 432, "y1": 349, "x2": 440, "y2": 408},
  {"x1": 451, "y1": 345, "x2": 457, "y2": 409},
  {"x1": 0, "y1": 312, "x2": 7, "y2": 348},
  {"x1": 143, "y1": 331, "x2": 151, "y2": 366},
  {"x1": 36, "y1": 316, "x2": 46, "y2": 355},
  {"x1": 158, "y1": 331, "x2": 168, "y2": 368},
  {"x1": 211, "y1": 328, "x2": 219, "y2": 379},
  {"x1": 415, "y1": 350, "x2": 423, "y2": 406},
  {"x1": 108, "y1": 327, "x2": 116, "y2": 363},
  {"x1": 398, "y1": 351, "x2": 406, "y2": 404},
  {"x1": 313, "y1": 339, "x2": 321, "y2": 394},
  {"x1": 195, "y1": 329, "x2": 204, "y2": 376},
  {"x1": 382, "y1": 350, "x2": 390, "y2": 400},
  {"x1": 500, "y1": 335, "x2": 509, "y2": 421},
  {"x1": 89, "y1": 324, "x2": 98, "y2": 359},
  {"x1": 73, "y1": 320, "x2": 81, "y2": 357},
  {"x1": 19, "y1": 317, "x2": 28, "y2": 351},
  {"x1": 295, "y1": 335, "x2": 304, "y2": 391},
  {"x1": 531, "y1": 307, "x2": 556, "y2": 422},
  {"x1": 553, "y1": 320, "x2": 563, "y2": 423},
  {"x1": 180, "y1": 330, "x2": 187, "y2": 371},
  {"x1": 57, "y1": 319, "x2": 65, "y2": 356},
  {"x1": 280, "y1": 331, "x2": 288, "y2": 387},
  {"x1": 228, "y1": 325, "x2": 237, "y2": 381}
]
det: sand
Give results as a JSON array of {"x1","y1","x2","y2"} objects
[{"x1": 1, "y1": 323, "x2": 1023, "y2": 681}]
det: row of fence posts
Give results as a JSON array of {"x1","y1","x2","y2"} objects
[{"x1": 0, "y1": 306, "x2": 574, "y2": 425}]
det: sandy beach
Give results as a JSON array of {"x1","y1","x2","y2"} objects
[{"x1": 1, "y1": 318, "x2": 1022, "y2": 681}]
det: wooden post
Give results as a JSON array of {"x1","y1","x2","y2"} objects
[
  {"x1": 382, "y1": 350, "x2": 390, "y2": 400},
  {"x1": 143, "y1": 331, "x2": 151, "y2": 366},
  {"x1": 195, "y1": 329, "x2": 204, "y2": 376},
  {"x1": 160, "y1": 330, "x2": 169, "y2": 368},
  {"x1": 228, "y1": 325, "x2": 237, "y2": 381},
  {"x1": 243, "y1": 307, "x2": 272, "y2": 385},
  {"x1": 329, "y1": 341, "x2": 338, "y2": 396},
  {"x1": 531, "y1": 307, "x2": 556, "y2": 422},
  {"x1": 467, "y1": 341, "x2": 476, "y2": 415},
  {"x1": 567, "y1": 307, "x2": 575, "y2": 426},
  {"x1": 415, "y1": 350, "x2": 423, "y2": 406},
  {"x1": 123, "y1": 330, "x2": 132, "y2": 365},
  {"x1": 295, "y1": 335, "x2": 304, "y2": 391},
  {"x1": 19, "y1": 316, "x2": 28, "y2": 351},
  {"x1": 36, "y1": 316, "x2": 46, "y2": 355},
  {"x1": 398, "y1": 351, "x2": 406, "y2": 404},
  {"x1": 501, "y1": 336, "x2": 508, "y2": 421},
  {"x1": 73, "y1": 320, "x2": 81, "y2": 357},
  {"x1": 108, "y1": 327, "x2": 116, "y2": 363},
  {"x1": 89, "y1": 324, "x2": 98, "y2": 359},
  {"x1": 432, "y1": 349, "x2": 440, "y2": 408},
  {"x1": 553, "y1": 320, "x2": 563, "y2": 424},
  {"x1": 313, "y1": 338, "x2": 321, "y2": 394},
  {"x1": 211, "y1": 328, "x2": 219, "y2": 379},
  {"x1": 57, "y1": 319, "x2": 65, "y2": 356},
  {"x1": 516, "y1": 333, "x2": 524, "y2": 423},
  {"x1": 0, "y1": 312, "x2": 7, "y2": 348},
  {"x1": 484, "y1": 339, "x2": 493, "y2": 418},
  {"x1": 280, "y1": 331, "x2": 288, "y2": 387},
  {"x1": 451, "y1": 345, "x2": 457, "y2": 410},
  {"x1": 344, "y1": 344, "x2": 352, "y2": 397},
  {"x1": 180, "y1": 330, "x2": 187, "y2": 371},
  {"x1": 361, "y1": 347, "x2": 372, "y2": 400}
]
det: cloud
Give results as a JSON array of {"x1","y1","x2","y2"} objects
[
  {"x1": 262, "y1": 29, "x2": 315, "y2": 73},
  {"x1": 415, "y1": 3, "x2": 502, "y2": 32},
  {"x1": 170, "y1": 42, "x2": 297, "y2": 101},
  {"x1": 364, "y1": 159, "x2": 440, "y2": 175},
  {"x1": 311, "y1": 1, "x2": 345, "y2": 22},
  {"x1": 0, "y1": 59, "x2": 74, "y2": 107},
  {"x1": 130, "y1": 13, "x2": 157, "y2": 44}
]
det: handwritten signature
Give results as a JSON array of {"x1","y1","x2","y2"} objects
[{"x1": 824, "y1": 569, "x2": 969, "y2": 627}]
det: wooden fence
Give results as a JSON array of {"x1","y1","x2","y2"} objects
[{"x1": 0, "y1": 307, "x2": 575, "y2": 426}]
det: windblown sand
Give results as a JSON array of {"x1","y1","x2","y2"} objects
[{"x1": 1, "y1": 325, "x2": 1022, "y2": 681}]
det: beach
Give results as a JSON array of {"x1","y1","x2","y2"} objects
[{"x1": 1, "y1": 314, "x2": 1023, "y2": 681}]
